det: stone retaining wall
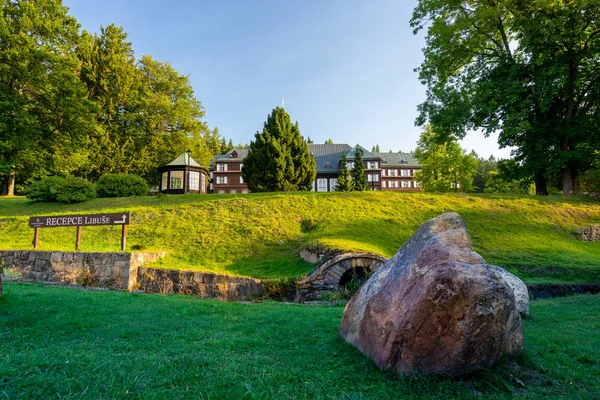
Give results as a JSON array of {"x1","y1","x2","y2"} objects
[
  {"x1": 134, "y1": 267, "x2": 262, "y2": 301},
  {"x1": 0, "y1": 250, "x2": 165, "y2": 290},
  {"x1": 0, "y1": 250, "x2": 262, "y2": 301},
  {"x1": 527, "y1": 283, "x2": 600, "y2": 299}
]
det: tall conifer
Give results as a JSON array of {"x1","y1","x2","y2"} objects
[
  {"x1": 336, "y1": 153, "x2": 352, "y2": 191},
  {"x1": 351, "y1": 146, "x2": 367, "y2": 191},
  {"x1": 242, "y1": 107, "x2": 316, "y2": 192}
]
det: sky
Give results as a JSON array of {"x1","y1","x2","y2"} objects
[{"x1": 64, "y1": 0, "x2": 513, "y2": 159}]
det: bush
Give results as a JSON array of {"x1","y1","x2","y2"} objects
[
  {"x1": 26, "y1": 176, "x2": 96, "y2": 203},
  {"x1": 96, "y1": 174, "x2": 149, "y2": 198},
  {"x1": 579, "y1": 169, "x2": 600, "y2": 196}
]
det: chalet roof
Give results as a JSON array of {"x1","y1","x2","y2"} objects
[
  {"x1": 308, "y1": 144, "x2": 352, "y2": 173},
  {"x1": 165, "y1": 152, "x2": 201, "y2": 167},
  {"x1": 214, "y1": 147, "x2": 249, "y2": 162},
  {"x1": 376, "y1": 151, "x2": 420, "y2": 167},
  {"x1": 345, "y1": 145, "x2": 379, "y2": 160}
]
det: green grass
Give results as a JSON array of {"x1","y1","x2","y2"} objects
[
  {"x1": 0, "y1": 282, "x2": 598, "y2": 399},
  {"x1": 1, "y1": 192, "x2": 600, "y2": 281}
]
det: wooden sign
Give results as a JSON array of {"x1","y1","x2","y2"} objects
[{"x1": 29, "y1": 212, "x2": 130, "y2": 251}]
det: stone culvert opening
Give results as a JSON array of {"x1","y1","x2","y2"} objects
[{"x1": 295, "y1": 252, "x2": 388, "y2": 302}]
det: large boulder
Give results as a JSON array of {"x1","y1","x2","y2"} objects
[{"x1": 339, "y1": 212, "x2": 525, "y2": 377}]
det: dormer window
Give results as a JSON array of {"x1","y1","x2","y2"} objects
[
  {"x1": 230, "y1": 151, "x2": 238, "y2": 158},
  {"x1": 325, "y1": 163, "x2": 332, "y2": 169}
]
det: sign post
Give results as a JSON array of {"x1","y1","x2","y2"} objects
[{"x1": 29, "y1": 212, "x2": 131, "y2": 251}]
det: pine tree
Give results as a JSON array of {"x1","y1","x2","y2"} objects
[
  {"x1": 371, "y1": 145, "x2": 380, "y2": 153},
  {"x1": 242, "y1": 107, "x2": 316, "y2": 192},
  {"x1": 351, "y1": 146, "x2": 367, "y2": 191},
  {"x1": 324, "y1": 138, "x2": 333, "y2": 144},
  {"x1": 336, "y1": 153, "x2": 352, "y2": 191}
]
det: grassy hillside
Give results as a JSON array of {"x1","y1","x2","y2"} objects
[{"x1": 1, "y1": 192, "x2": 600, "y2": 281}]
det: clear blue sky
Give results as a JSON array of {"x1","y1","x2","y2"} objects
[{"x1": 64, "y1": 0, "x2": 512, "y2": 159}]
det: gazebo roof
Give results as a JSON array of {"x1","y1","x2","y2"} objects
[{"x1": 165, "y1": 152, "x2": 201, "y2": 168}]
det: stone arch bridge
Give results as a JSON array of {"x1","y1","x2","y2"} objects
[{"x1": 295, "y1": 252, "x2": 388, "y2": 301}]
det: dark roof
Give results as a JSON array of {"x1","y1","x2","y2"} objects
[
  {"x1": 308, "y1": 144, "x2": 352, "y2": 173},
  {"x1": 165, "y1": 152, "x2": 201, "y2": 167},
  {"x1": 376, "y1": 151, "x2": 420, "y2": 167},
  {"x1": 214, "y1": 147, "x2": 249, "y2": 162},
  {"x1": 346, "y1": 145, "x2": 379, "y2": 160}
]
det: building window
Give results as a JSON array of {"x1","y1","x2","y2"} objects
[
  {"x1": 201, "y1": 175, "x2": 206, "y2": 192},
  {"x1": 381, "y1": 169, "x2": 386, "y2": 177},
  {"x1": 346, "y1": 162, "x2": 354, "y2": 170},
  {"x1": 170, "y1": 171, "x2": 183, "y2": 189},
  {"x1": 189, "y1": 171, "x2": 200, "y2": 190},
  {"x1": 161, "y1": 172, "x2": 168, "y2": 190},
  {"x1": 382, "y1": 181, "x2": 387, "y2": 188},
  {"x1": 217, "y1": 190, "x2": 225, "y2": 194},
  {"x1": 217, "y1": 164, "x2": 227, "y2": 172},
  {"x1": 401, "y1": 169, "x2": 410, "y2": 177},
  {"x1": 401, "y1": 180, "x2": 411, "y2": 188},
  {"x1": 242, "y1": 189, "x2": 249, "y2": 194},
  {"x1": 230, "y1": 189, "x2": 237, "y2": 194},
  {"x1": 390, "y1": 169, "x2": 397, "y2": 177},
  {"x1": 367, "y1": 161, "x2": 378, "y2": 170},
  {"x1": 240, "y1": 163, "x2": 243, "y2": 171},
  {"x1": 414, "y1": 181, "x2": 421, "y2": 188},
  {"x1": 216, "y1": 176, "x2": 227, "y2": 184},
  {"x1": 367, "y1": 174, "x2": 379, "y2": 182},
  {"x1": 311, "y1": 180, "x2": 316, "y2": 191},
  {"x1": 240, "y1": 175, "x2": 244, "y2": 184},
  {"x1": 317, "y1": 179, "x2": 327, "y2": 192},
  {"x1": 329, "y1": 178, "x2": 338, "y2": 192}
]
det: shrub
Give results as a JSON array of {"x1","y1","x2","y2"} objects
[
  {"x1": 26, "y1": 176, "x2": 96, "y2": 203},
  {"x1": 96, "y1": 174, "x2": 149, "y2": 198},
  {"x1": 579, "y1": 169, "x2": 600, "y2": 197}
]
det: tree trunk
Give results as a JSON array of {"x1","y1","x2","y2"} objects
[
  {"x1": 6, "y1": 172, "x2": 15, "y2": 196},
  {"x1": 535, "y1": 174, "x2": 548, "y2": 196},
  {"x1": 562, "y1": 165, "x2": 574, "y2": 196}
]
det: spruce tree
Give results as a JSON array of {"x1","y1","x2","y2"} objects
[
  {"x1": 242, "y1": 107, "x2": 316, "y2": 192},
  {"x1": 336, "y1": 153, "x2": 352, "y2": 191},
  {"x1": 351, "y1": 146, "x2": 367, "y2": 191}
]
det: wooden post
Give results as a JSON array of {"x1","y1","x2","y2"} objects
[
  {"x1": 32, "y1": 227, "x2": 39, "y2": 249},
  {"x1": 121, "y1": 224, "x2": 127, "y2": 252},
  {"x1": 75, "y1": 226, "x2": 82, "y2": 250}
]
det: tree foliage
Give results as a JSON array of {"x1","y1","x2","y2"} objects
[
  {"x1": 350, "y1": 147, "x2": 367, "y2": 191},
  {"x1": 336, "y1": 153, "x2": 352, "y2": 192},
  {"x1": 0, "y1": 0, "x2": 96, "y2": 194},
  {"x1": 242, "y1": 107, "x2": 316, "y2": 192},
  {"x1": 411, "y1": 0, "x2": 600, "y2": 195},
  {"x1": 413, "y1": 125, "x2": 478, "y2": 192}
]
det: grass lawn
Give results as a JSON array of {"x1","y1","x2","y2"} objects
[
  {"x1": 1, "y1": 192, "x2": 600, "y2": 281},
  {"x1": 0, "y1": 282, "x2": 599, "y2": 399}
]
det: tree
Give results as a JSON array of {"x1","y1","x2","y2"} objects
[
  {"x1": 351, "y1": 146, "x2": 367, "y2": 191},
  {"x1": 324, "y1": 138, "x2": 334, "y2": 144},
  {"x1": 371, "y1": 145, "x2": 380, "y2": 153},
  {"x1": 411, "y1": 1, "x2": 600, "y2": 195},
  {"x1": 242, "y1": 107, "x2": 316, "y2": 192},
  {"x1": 0, "y1": 0, "x2": 96, "y2": 195},
  {"x1": 336, "y1": 153, "x2": 352, "y2": 191},
  {"x1": 473, "y1": 154, "x2": 497, "y2": 193},
  {"x1": 413, "y1": 125, "x2": 478, "y2": 192},
  {"x1": 77, "y1": 26, "x2": 210, "y2": 184}
]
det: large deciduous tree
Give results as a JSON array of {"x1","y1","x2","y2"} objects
[
  {"x1": 242, "y1": 107, "x2": 316, "y2": 192},
  {"x1": 0, "y1": 0, "x2": 96, "y2": 195},
  {"x1": 414, "y1": 125, "x2": 478, "y2": 192},
  {"x1": 77, "y1": 25, "x2": 210, "y2": 183},
  {"x1": 411, "y1": 0, "x2": 600, "y2": 195}
]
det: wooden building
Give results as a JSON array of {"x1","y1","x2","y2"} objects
[
  {"x1": 210, "y1": 144, "x2": 421, "y2": 194},
  {"x1": 159, "y1": 152, "x2": 210, "y2": 194}
]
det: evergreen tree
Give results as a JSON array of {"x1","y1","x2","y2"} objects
[
  {"x1": 324, "y1": 138, "x2": 334, "y2": 144},
  {"x1": 351, "y1": 147, "x2": 367, "y2": 191},
  {"x1": 242, "y1": 107, "x2": 316, "y2": 192},
  {"x1": 371, "y1": 145, "x2": 380, "y2": 153},
  {"x1": 336, "y1": 153, "x2": 352, "y2": 191}
]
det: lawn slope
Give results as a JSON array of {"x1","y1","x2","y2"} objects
[
  {"x1": 1, "y1": 283, "x2": 599, "y2": 399},
  {"x1": 1, "y1": 192, "x2": 600, "y2": 281}
]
